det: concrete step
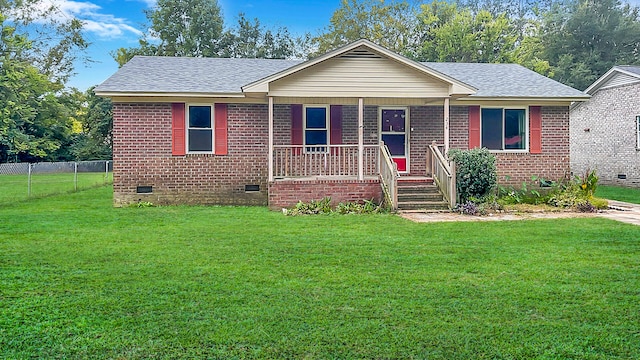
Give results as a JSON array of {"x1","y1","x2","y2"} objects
[
  {"x1": 397, "y1": 201, "x2": 450, "y2": 211},
  {"x1": 397, "y1": 185, "x2": 440, "y2": 194},
  {"x1": 398, "y1": 192, "x2": 444, "y2": 201}
]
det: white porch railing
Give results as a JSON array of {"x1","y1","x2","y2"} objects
[
  {"x1": 273, "y1": 145, "x2": 379, "y2": 178},
  {"x1": 428, "y1": 141, "x2": 457, "y2": 209},
  {"x1": 379, "y1": 141, "x2": 399, "y2": 210}
]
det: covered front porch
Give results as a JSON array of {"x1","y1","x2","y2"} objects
[
  {"x1": 241, "y1": 40, "x2": 472, "y2": 210},
  {"x1": 265, "y1": 99, "x2": 457, "y2": 211}
]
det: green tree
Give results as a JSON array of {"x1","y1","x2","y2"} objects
[
  {"x1": 71, "y1": 88, "x2": 113, "y2": 161},
  {"x1": 541, "y1": 0, "x2": 640, "y2": 89},
  {"x1": 0, "y1": 16, "x2": 75, "y2": 162},
  {"x1": 414, "y1": 1, "x2": 517, "y2": 63},
  {"x1": 114, "y1": 0, "x2": 299, "y2": 66},
  {"x1": 313, "y1": 0, "x2": 415, "y2": 56},
  {"x1": 2, "y1": 0, "x2": 88, "y2": 84},
  {"x1": 220, "y1": 14, "x2": 295, "y2": 59}
]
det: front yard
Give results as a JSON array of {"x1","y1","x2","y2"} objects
[
  {"x1": 1, "y1": 186, "x2": 639, "y2": 359},
  {"x1": 597, "y1": 185, "x2": 640, "y2": 204}
]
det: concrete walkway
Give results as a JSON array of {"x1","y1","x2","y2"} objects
[
  {"x1": 599, "y1": 200, "x2": 640, "y2": 226},
  {"x1": 400, "y1": 200, "x2": 640, "y2": 226}
]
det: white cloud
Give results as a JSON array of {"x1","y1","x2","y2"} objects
[
  {"x1": 135, "y1": 0, "x2": 157, "y2": 8},
  {"x1": 29, "y1": 0, "x2": 143, "y2": 39}
]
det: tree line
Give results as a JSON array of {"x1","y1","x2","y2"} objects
[{"x1": 2, "y1": 0, "x2": 639, "y2": 163}]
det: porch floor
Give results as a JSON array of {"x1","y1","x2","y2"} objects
[{"x1": 273, "y1": 175, "x2": 380, "y2": 182}]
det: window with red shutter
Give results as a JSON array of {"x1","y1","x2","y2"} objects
[{"x1": 171, "y1": 103, "x2": 186, "y2": 156}]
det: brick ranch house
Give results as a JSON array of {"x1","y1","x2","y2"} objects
[
  {"x1": 95, "y1": 39, "x2": 589, "y2": 210},
  {"x1": 570, "y1": 65, "x2": 640, "y2": 187}
]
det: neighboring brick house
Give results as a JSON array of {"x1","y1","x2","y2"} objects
[
  {"x1": 570, "y1": 66, "x2": 640, "y2": 187},
  {"x1": 95, "y1": 39, "x2": 588, "y2": 209}
]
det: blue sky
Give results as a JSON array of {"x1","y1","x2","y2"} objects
[
  {"x1": 49, "y1": 0, "x2": 640, "y2": 90},
  {"x1": 60, "y1": 0, "x2": 340, "y2": 90}
]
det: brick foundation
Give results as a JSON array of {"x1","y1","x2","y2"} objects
[{"x1": 268, "y1": 178, "x2": 383, "y2": 210}]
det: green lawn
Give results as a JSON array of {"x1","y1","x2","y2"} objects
[
  {"x1": 1, "y1": 186, "x2": 639, "y2": 359},
  {"x1": 597, "y1": 185, "x2": 640, "y2": 204},
  {"x1": 0, "y1": 172, "x2": 112, "y2": 204}
]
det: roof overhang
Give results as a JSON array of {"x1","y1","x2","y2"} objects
[
  {"x1": 94, "y1": 91, "x2": 246, "y2": 98},
  {"x1": 584, "y1": 66, "x2": 640, "y2": 94},
  {"x1": 241, "y1": 39, "x2": 477, "y2": 97},
  {"x1": 456, "y1": 96, "x2": 591, "y2": 102}
]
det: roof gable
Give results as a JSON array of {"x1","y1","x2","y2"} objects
[
  {"x1": 242, "y1": 39, "x2": 477, "y2": 97},
  {"x1": 585, "y1": 66, "x2": 640, "y2": 94}
]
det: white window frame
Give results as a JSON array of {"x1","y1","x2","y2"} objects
[
  {"x1": 378, "y1": 106, "x2": 410, "y2": 173},
  {"x1": 303, "y1": 105, "x2": 330, "y2": 153},
  {"x1": 186, "y1": 103, "x2": 214, "y2": 154},
  {"x1": 480, "y1": 106, "x2": 529, "y2": 153}
]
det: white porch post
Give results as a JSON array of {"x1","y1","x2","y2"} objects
[
  {"x1": 268, "y1": 96, "x2": 274, "y2": 182},
  {"x1": 358, "y1": 97, "x2": 364, "y2": 181},
  {"x1": 444, "y1": 97, "x2": 450, "y2": 157}
]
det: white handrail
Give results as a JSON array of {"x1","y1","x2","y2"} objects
[
  {"x1": 379, "y1": 141, "x2": 399, "y2": 210},
  {"x1": 272, "y1": 144, "x2": 378, "y2": 178},
  {"x1": 428, "y1": 141, "x2": 457, "y2": 209}
]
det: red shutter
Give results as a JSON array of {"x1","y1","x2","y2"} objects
[
  {"x1": 330, "y1": 105, "x2": 342, "y2": 145},
  {"x1": 468, "y1": 105, "x2": 481, "y2": 149},
  {"x1": 214, "y1": 104, "x2": 228, "y2": 155},
  {"x1": 171, "y1": 103, "x2": 186, "y2": 156},
  {"x1": 291, "y1": 104, "x2": 303, "y2": 145},
  {"x1": 529, "y1": 106, "x2": 542, "y2": 154}
]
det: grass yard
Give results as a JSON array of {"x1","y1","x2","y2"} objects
[
  {"x1": 0, "y1": 172, "x2": 112, "y2": 204},
  {"x1": 1, "y1": 186, "x2": 639, "y2": 359},
  {"x1": 597, "y1": 185, "x2": 640, "y2": 204}
]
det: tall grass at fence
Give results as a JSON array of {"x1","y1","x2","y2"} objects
[{"x1": 0, "y1": 172, "x2": 112, "y2": 204}]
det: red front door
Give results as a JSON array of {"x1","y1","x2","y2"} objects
[{"x1": 380, "y1": 107, "x2": 409, "y2": 172}]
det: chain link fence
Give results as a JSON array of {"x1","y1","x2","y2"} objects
[{"x1": 0, "y1": 160, "x2": 113, "y2": 204}]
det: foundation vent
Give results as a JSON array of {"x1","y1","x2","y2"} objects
[{"x1": 136, "y1": 186, "x2": 153, "y2": 194}]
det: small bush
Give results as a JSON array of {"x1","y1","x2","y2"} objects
[
  {"x1": 575, "y1": 200, "x2": 596, "y2": 213},
  {"x1": 590, "y1": 197, "x2": 609, "y2": 210},
  {"x1": 286, "y1": 198, "x2": 384, "y2": 216},
  {"x1": 497, "y1": 176, "x2": 548, "y2": 205},
  {"x1": 130, "y1": 200, "x2": 155, "y2": 208},
  {"x1": 335, "y1": 199, "x2": 383, "y2": 214},
  {"x1": 286, "y1": 197, "x2": 332, "y2": 215},
  {"x1": 455, "y1": 200, "x2": 485, "y2": 216},
  {"x1": 448, "y1": 148, "x2": 497, "y2": 203},
  {"x1": 576, "y1": 169, "x2": 598, "y2": 197}
]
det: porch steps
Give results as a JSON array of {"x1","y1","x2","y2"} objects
[{"x1": 397, "y1": 177, "x2": 450, "y2": 211}]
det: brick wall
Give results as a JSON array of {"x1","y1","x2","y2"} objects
[
  {"x1": 570, "y1": 83, "x2": 640, "y2": 187},
  {"x1": 450, "y1": 106, "x2": 571, "y2": 185},
  {"x1": 113, "y1": 102, "x2": 573, "y2": 206},
  {"x1": 268, "y1": 179, "x2": 382, "y2": 209},
  {"x1": 410, "y1": 106, "x2": 444, "y2": 175},
  {"x1": 112, "y1": 103, "x2": 270, "y2": 206}
]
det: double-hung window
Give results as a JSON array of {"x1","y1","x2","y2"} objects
[
  {"x1": 481, "y1": 108, "x2": 527, "y2": 151},
  {"x1": 187, "y1": 105, "x2": 213, "y2": 153},
  {"x1": 304, "y1": 105, "x2": 329, "y2": 152}
]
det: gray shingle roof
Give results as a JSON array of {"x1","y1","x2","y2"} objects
[
  {"x1": 616, "y1": 65, "x2": 640, "y2": 76},
  {"x1": 95, "y1": 56, "x2": 303, "y2": 94},
  {"x1": 423, "y1": 62, "x2": 587, "y2": 98},
  {"x1": 96, "y1": 55, "x2": 587, "y2": 99}
]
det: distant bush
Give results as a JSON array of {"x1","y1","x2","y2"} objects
[{"x1": 448, "y1": 148, "x2": 497, "y2": 203}]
